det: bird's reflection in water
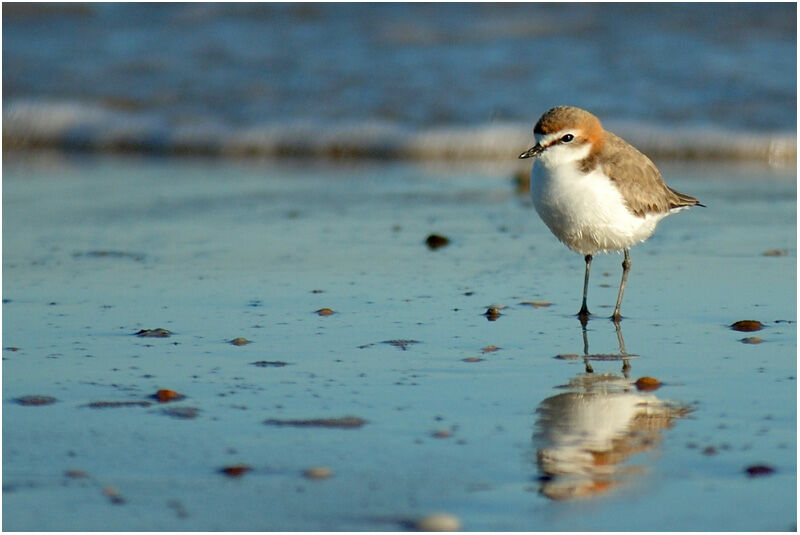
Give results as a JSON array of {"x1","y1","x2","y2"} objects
[{"x1": 534, "y1": 321, "x2": 691, "y2": 501}]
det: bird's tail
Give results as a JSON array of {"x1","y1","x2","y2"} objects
[{"x1": 667, "y1": 186, "x2": 705, "y2": 208}]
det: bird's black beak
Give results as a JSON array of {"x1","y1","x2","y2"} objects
[{"x1": 518, "y1": 144, "x2": 545, "y2": 159}]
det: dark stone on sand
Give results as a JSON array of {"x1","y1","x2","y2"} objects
[
  {"x1": 251, "y1": 360, "x2": 289, "y2": 367},
  {"x1": 264, "y1": 416, "x2": 367, "y2": 429},
  {"x1": 230, "y1": 337, "x2": 251, "y2": 346},
  {"x1": 15, "y1": 395, "x2": 57, "y2": 406},
  {"x1": 730, "y1": 320, "x2": 764, "y2": 332},
  {"x1": 86, "y1": 400, "x2": 152, "y2": 409},
  {"x1": 135, "y1": 328, "x2": 172, "y2": 338},
  {"x1": 220, "y1": 465, "x2": 252, "y2": 477},
  {"x1": 745, "y1": 464, "x2": 775, "y2": 477},
  {"x1": 425, "y1": 234, "x2": 450, "y2": 250}
]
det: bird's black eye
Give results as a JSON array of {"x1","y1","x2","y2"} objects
[{"x1": 561, "y1": 134, "x2": 574, "y2": 143}]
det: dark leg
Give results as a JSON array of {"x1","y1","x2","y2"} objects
[
  {"x1": 581, "y1": 321, "x2": 593, "y2": 373},
  {"x1": 611, "y1": 249, "x2": 631, "y2": 322},
  {"x1": 578, "y1": 254, "x2": 592, "y2": 321}
]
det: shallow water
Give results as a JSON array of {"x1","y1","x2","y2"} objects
[
  {"x1": 2, "y1": 3, "x2": 796, "y2": 163},
  {"x1": 2, "y1": 155, "x2": 796, "y2": 531}
]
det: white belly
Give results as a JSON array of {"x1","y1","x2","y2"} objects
[{"x1": 531, "y1": 163, "x2": 667, "y2": 255}]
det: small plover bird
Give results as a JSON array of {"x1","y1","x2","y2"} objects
[{"x1": 519, "y1": 106, "x2": 703, "y2": 321}]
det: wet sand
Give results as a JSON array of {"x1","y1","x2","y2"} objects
[{"x1": 2, "y1": 155, "x2": 796, "y2": 530}]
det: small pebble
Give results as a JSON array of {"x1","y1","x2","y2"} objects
[
  {"x1": 480, "y1": 345, "x2": 500, "y2": 353},
  {"x1": 462, "y1": 357, "x2": 484, "y2": 363},
  {"x1": 220, "y1": 465, "x2": 251, "y2": 477},
  {"x1": 432, "y1": 429, "x2": 452, "y2": 439},
  {"x1": 745, "y1": 464, "x2": 775, "y2": 477},
  {"x1": 484, "y1": 307, "x2": 501, "y2": 321},
  {"x1": 65, "y1": 469, "x2": 89, "y2": 479},
  {"x1": 634, "y1": 377, "x2": 661, "y2": 392},
  {"x1": 413, "y1": 513, "x2": 462, "y2": 532},
  {"x1": 135, "y1": 328, "x2": 171, "y2": 338},
  {"x1": 303, "y1": 467, "x2": 333, "y2": 480},
  {"x1": 15, "y1": 395, "x2": 57, "y2": 406},
  {"x1": 425, "y1": 234, "x2": 450, "y2": 250},
  {"x1": 702, "y1": 446, "x2": 717, "y2": 456},
  {"x1": 153, "y1": 389, "x2": 185, "y2": 403},
  {"x1": 230, "y1": 337, "x2": 250, "y2": 346},
  {"x1": 730, "y1": 320, "x2": 764, "y2": 332},
  {"x1": 762, "y1": 249, "x2": 788, "y2": 256},
  {"x1": 315, "y1": 308, "x2": 335, "y2": 316},
  {"x1": 740, "y1": 336, "x2": 763, "y2": 344}
]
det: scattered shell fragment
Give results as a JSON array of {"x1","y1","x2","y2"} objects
[
  {"x1": 303, "y1": 467, "x2": 333, "y2": 480},
  {"x1": 413, "y1": 513, "x2": 462, "y2": 532},
  {"x1": 740, "y1": 336, "x2": 763, "y2": 344},
  {"x1": 480, "y1": 345, "x2": 500, "y2": 353},
  {"x1": 462, "y1": 357, "x2": 484, "y2": 363},
  {"x1": 745, "y1": 464, "x2": 775, "y2": 477},
  {"x1": 425, "y1": 234, "x2": 450, "y2": 250},
  {"x1": 14, "y1": 395, "x2": 57, "y2": 406},
  {"x1": 520, "y1": 301, "x2": 552, "y2": 308},
  {"x1": 65, "y1": 469, "x2": 89, "y2": 479},
  {"x1": 220, "y1": 465, "x2": 251, "y2": 477},
  {"x1": 264, "y1": 416, "x2": 367, "y2": 429},
  {"x1": 762, "y1": 249, "x2": 788, "y2": 257},
  {"x1": 153, "y1": 389, "x2": 185, "y2": 403},
  {"x1": 315, "y1": 308, "x2": 335, "y2": 316},
  {"x1": 634, "y1": 377, "x2": 661, "y2": 392},
  {"x1": 230, "y1": 337, "x2": 250, "y2": 346},
  {"x1": 135, "y1": 328, "x2": 171, "y2": 338},
  {"x1": 730, "y1": 320, "x2": 764, "y2": 332},
  {"x1": 432, "y1": 429, "x2": 452, "y2": 439}
]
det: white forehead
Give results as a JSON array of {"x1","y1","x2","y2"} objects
[{"x1": 535, "y1": 128, "x2": 579, "y2": 145}]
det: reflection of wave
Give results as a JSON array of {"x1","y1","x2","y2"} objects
[
  {"x1": 4, "y1": 100, "x2": 795, "y2": 165},
  {"x1": 535, "y1": 373, "x2": 690, "y2": 501}
]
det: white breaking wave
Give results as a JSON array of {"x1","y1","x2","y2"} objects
[{"x1": 3, "y1": 100, "x2": 795, "y2": 166}]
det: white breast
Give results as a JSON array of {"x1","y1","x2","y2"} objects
[{"x1": 531, "y1": 161, "x2": 667, "y2": 255}]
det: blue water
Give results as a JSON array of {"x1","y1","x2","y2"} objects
[{"x1": 2, "y1": 3, "x2": 796, "y2": 160}]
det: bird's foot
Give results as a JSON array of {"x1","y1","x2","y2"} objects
[{"x1": 577, "y1": 306, "x2": 591, "y2": 326}]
